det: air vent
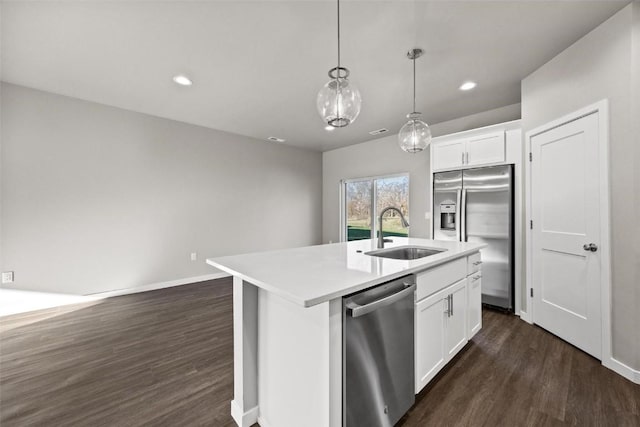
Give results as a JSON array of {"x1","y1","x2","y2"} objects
[
  {"x1": 267, "y1": 136, "x2": 286, "y2": 143},
  {"x1": 368, "y1": 128, "x2": 388, "y2": 136}
]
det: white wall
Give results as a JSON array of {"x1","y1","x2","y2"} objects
[
  {"x1": 522, "y1": 3, "x2": 639, "y2": 370},
  {"x1": 322, "y1": 103, "x2": 521, "y2": 244},
  {"x1": 1, "y1": 83, "x2": 322, "y2": 295}
]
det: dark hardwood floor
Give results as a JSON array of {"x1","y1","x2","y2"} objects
[
  {"x1": 0, "y1": 278, "x2": 235, "y2": 426},
  {"x1": 400, "y1": 310, "x2": 640, "y2": 427},
  {"x1": 1, "y1": 278, "x2": 638, "y2": 426}
]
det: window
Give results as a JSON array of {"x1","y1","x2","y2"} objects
[{"x1": 343, "y1": 174, "x2": 409, "y2": 242}]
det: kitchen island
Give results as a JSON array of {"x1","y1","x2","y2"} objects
[{"x1": 207, "y1": 237, "x2": 486, "y2": 427}]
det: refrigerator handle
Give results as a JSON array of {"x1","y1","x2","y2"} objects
[
  {"x1": 455, "y1": 189, "x2": 462, "y2": 241},
  {"x1": 461, "y1": 189, "x2": 467, "y2": 242}
]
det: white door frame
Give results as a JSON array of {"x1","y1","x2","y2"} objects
[{"x1": 524, "y1": 100, "x2": 612, "y2": 367}]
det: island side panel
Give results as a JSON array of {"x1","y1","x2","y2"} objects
[
  {"x1": 257, "y1": 288, "x2": 340, "y2": 427},
  {"x1": 328, "y1": 298, "x2": 343, "y2": 427},
  {"x1": 231, "y1": 276, "x2": 259, "y2": 427}
]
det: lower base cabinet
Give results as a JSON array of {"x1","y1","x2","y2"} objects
[
  {"x1": 415, "y1": 291, "x2": 446, "y2": 392},
  {"x1": 445, "y1": 279, "x2": 468, "y2": 360},
  {"x1": 415, "y1": 252, "x2": 482, "y2": 394},
  {"x1": 467, "y1": 274, "x2": 482, "y2": 338},
  {"x1": 415, "y1": 278, "x2": 467, "y2": 393}
]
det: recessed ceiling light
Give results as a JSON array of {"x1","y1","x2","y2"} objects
[
  {"x1": 325, "y1": 125, "x2": 335, "y2": 131},
  {"x1": 459, "y1": 81, "x2": 477, "y2": 91},
  {"x1": 267, "y1": 136, "x2": 286, "y2": 143},
  {"x1": 173, "y1": 75, "x2": 193, "y2": 86}
]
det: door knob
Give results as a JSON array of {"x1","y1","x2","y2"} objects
[{"x1": 583, "y1": 243, "x2": 598, "y2": 252}]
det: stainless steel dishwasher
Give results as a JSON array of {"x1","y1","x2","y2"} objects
[{"x1": 343, "y1": 276, "x2": 416, "y2": 427}]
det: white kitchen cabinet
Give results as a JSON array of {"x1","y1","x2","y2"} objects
[
  {"x1": 415, "y1": 290, "x2": 447, "y2": 392},
  {"x1": 416, "y1": 256, "x2": 466, "y2": 301},
  {"x1": 444, "y1": 278, "x2": 468, "y2": 360},
  {"x1": 415, "y1": 274, "x2": 470, "y2": 393},
  {"x1": 432, "y1": 139, "x2": 465, "y2": 171},
  {"x1": 466, "y1": 131, "x2": 506, "y2": 166},
  {"x1": 414, "y1": 252, "x2": 485, "y2": 393},
  {"x1": 432, "y1": 130, "x2": 506, "y2": 172},
  {"x1": 467, "y1": 273, "x2": 482, "y2": 338},
  {"x1": 467, "y1": 252, "x2": 482, "y2": 275}
]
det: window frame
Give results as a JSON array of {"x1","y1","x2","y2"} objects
[{"x1": 340, "y1": 172, "x2": 410, "y2": 243}]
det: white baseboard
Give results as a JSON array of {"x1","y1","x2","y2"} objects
[
  {"x1": 519, "y1": 309, "x2": 532, "y2": 324},
  {"x1": 604, "y1": 357, "x2": 640, "y2": 385},
  {"x1": 86, "y1": 272, "x2": 230, "y2": 298},
  {"x1": 257, "y1": 415, "x2": 272, "y2": 427},
  {"x1": 0, "y1": 272, "x2": 230, "y2": 317},
  {"x1": 230, "y1": 400, "x2": 258, "y2": 427}
]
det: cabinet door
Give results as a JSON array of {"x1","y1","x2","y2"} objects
[
  {"x1": 467, "y1": 274, "x2": 482, "y2": 339},
  {"x1": 445, "y1": 279, "x2": 468, "y2": 361},
  {"x1": 466, "y1": 131, "x2": 505, "y2": 166},
  {"x1": 415, "y1": 292, "x2": 446, "y2": 393},
  {"x1": 432, "y1": 139, "x2": 465, "y2": 171}
]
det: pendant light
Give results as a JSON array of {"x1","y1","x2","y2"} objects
[
  {"x1": 398, "y1": 48, "x2": 431, "y2": 153},
  {"x1": 317, "y1": 0, "x2": 362, "y2": 128}
]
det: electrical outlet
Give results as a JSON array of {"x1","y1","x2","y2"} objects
[
  {"x1": 2, "y1": 271, "x2": 15, "y2": 284},
  {"x1": 190, "y1": 252, "x2": 198, "y2": 261}
]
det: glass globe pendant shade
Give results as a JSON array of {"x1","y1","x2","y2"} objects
[
  {"x1": 317, "y1": 67, "x2": 362, "y2": 127},
  {"x1": 398, "y1": 112, "x2": 431, "y2": 153}
]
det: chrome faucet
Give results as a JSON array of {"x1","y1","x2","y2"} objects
[{"x1": 378, "y1": 207, "x2": 410, "y2": 248}]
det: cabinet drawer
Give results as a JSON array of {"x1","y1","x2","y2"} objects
[
  {"x1": 467, "y1": 252, "x2": 482, "y2": 275},
  {"x1": 416, "y1": 257, "x2": 466, "y2": 301}
]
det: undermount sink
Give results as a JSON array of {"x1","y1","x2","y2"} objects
[{"x1": 365, "y1": 246, "x2": 446, "y2": 260}]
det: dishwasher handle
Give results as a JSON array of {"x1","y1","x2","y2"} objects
[{"x1": 347, "y1": 283, "x2": 416, "y2": 318}]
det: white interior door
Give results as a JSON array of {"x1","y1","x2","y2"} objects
[{"x1": 530, "y1": 112, "x2": 602, "y2": 359}]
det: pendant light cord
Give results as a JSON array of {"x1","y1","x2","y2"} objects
[
  {"x1": 412, "y1": 54, "x2": 417, "y2": 151},
  {"x1": 337, "y1": 0, "x2": 341, "y2": 74},
  {"x1": 412, "y1": 55, "x2": 416, "y2": 113},
  {"x1": 334, "y1": 0, "x2": 341, "y2": 121}
]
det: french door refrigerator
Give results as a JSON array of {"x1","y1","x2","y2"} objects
[{"x1": 433, "y1": 165, "x2": 514, "y2": 311}]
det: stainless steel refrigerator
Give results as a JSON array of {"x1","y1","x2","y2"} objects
[{"x1": 433, "y1": 165, "x2": 514, "y2": 311}]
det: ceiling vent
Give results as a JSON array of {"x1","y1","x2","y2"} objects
[
  {"x1": 267, "y1": 136, "x2": 286, "y2": 143},
  {"x1": 368, "y1": 128, "x2": 388, "y2": 136}
]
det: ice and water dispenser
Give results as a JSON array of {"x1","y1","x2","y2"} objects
[{"x1": 439, "y1": 201, "x2": 456, "y2": 230}]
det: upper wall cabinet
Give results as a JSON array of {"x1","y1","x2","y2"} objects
[
  {"x1": 432, "y1": 130, "x2": 506, "y2": 172},
  {"x1": 466, "y1": 131, "x2": 506, "y2": 166},
  {"x1": 431, "y1": 139, "x2": 466, "y2": 171}
]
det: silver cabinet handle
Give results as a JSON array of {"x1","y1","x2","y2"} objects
[
  {"x1": 443, "y1": 294, "x2": 452, "y2": 317},
  {"x1": 461, "y1": 152, "x2": 465, "y2": 165},
  {"x1": 473, "y1": 261, "x2": 483, "y2": 266},
  {"x1": 472, "y1": 274, "x2": 481, "y2": 282},
  {"x1": 450, "y1": 294, "x2": 454, "y2": 316},
  {"x1": 583, "y1": 243, "x2": 598, "y2": 252},
  {"x1": 465, "y1": 152, "x2": 469, "y2": 164},
  {"x1": 347, "y1": 284, "x2": 416, "y2": 318}
]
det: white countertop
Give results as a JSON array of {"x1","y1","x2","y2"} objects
[{"x1": 206, "y1": 237, "x2": 486, "y2": 307}]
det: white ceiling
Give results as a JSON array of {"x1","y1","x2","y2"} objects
[{"x1": 1, "y1": 0, "x2": 629, "y2": 151}]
